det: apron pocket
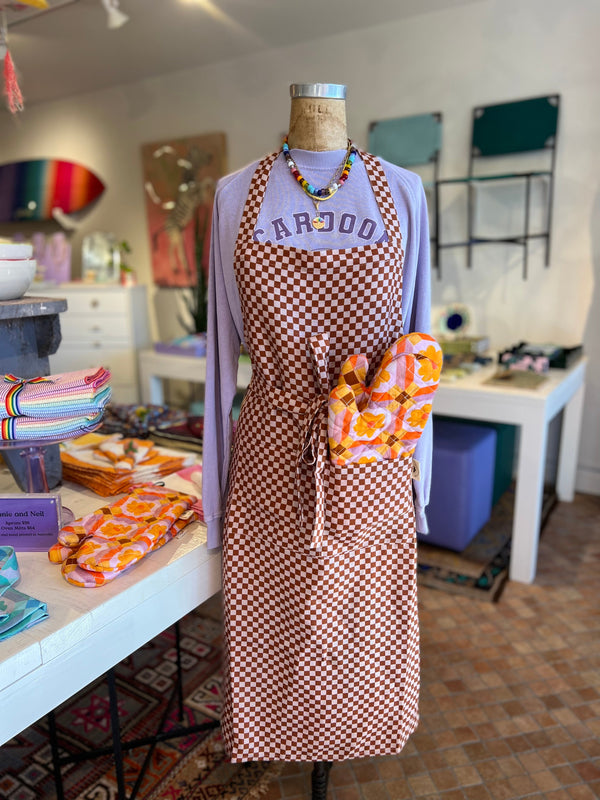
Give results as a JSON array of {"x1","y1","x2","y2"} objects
[{"x1": 322, "y1": 455, "x2": 413, "y2": 552}]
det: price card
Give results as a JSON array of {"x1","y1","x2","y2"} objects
[{"x1": 0, "y1": 495, "x2": 62, "y2": 551}]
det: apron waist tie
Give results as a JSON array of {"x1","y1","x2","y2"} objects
[{"x1": 251, "y1": 374, "x2": 329, "y2": 553}]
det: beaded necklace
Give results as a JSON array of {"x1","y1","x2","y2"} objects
[{"x1": 282, "y1": 135, "x2": 358, "y2": 229}]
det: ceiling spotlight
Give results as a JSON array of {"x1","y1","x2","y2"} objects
[{"x1": 100, "y1": 0, "x2": 129, "y2": 29}]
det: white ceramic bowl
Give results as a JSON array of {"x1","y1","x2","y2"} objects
[
  {"x1": 0, "y1": 243, "x2": 33, "y2": 260},
  {"x1": 0, "y1": 258, "x2": 37, "y2": 301}
]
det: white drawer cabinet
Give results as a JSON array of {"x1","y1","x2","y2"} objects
[{"x1": 41, "y1": 284, "x2": 151, "y2": 404}]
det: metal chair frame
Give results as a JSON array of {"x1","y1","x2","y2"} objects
[{"x1": 434, "y1": 94, "x2": 560, "y2": 280}]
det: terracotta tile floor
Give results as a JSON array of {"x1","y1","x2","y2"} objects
[{"x1": 263, "y1": 493, "x2": 600, "y2": 800}]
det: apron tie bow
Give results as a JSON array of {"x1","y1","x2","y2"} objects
[{"x1": 300, "y1": 393, "x2": 328, "y2": 467}]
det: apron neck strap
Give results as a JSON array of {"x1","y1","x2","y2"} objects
[
  {"x1": 235, "y1": 150, "x2": 280, "y2": 256},
  {"x1": 357, "y1": 149, "x2": 403, "y2": 242}
]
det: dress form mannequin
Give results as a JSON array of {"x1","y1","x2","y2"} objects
[
  {"x1": 205, "y1": 79, "x2": 430, "y2": 777},
  {"x1": 287, "y1": 83, "x2": 348, "y2": 151},
  {"x1": 288, "y1": 81, "x2": 343, "y2": 800}
]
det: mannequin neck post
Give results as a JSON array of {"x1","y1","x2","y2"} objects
[{"x1": 287, "y1": 96, "x2": 348, "y2": 152}]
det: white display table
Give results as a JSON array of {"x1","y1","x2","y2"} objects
[
  {"x1": 434, "y1": 357, "x2": 587, "y2": 584},
  {"x1": 0, "y1": 470, "x2": 220, "y2": 746},
  {"x1": 138, "y1": 350, "x2": 251, "y2": 406},
  {"x1": 0, "y1": 357, "x2": 587, "y2": 744}
]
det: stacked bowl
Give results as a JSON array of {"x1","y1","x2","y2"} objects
[{"x1": 0, "y1": 243, "x2": 37, "y2": 301}]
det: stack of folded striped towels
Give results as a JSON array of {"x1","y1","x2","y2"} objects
[{"x1": 0, "y1": 367, "x2": 111, "y2": 441}]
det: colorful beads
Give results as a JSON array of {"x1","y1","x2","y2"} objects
[{"x1": 282, "y1": 135, "x2": 358, "y2": 203}]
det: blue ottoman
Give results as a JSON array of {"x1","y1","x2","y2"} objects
[
  {"x1": 420, "y1": 418, "x2": 497, "y2": 551},
  {"x1": 433, "y1": 415, "x2": 516, "y2": 507}
]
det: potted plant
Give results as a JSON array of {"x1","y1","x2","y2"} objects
[
  {"x1": 177, "y1": 210, "x2": 209, "y2": 338},
  {"x1": 118, "y1": 239, "x2": 136, "y2": 286}
]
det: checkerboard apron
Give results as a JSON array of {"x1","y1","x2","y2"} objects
[{"x1": 222, "y1": 149, "x2": 420, "y2": 762}]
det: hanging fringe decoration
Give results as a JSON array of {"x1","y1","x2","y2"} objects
[
  {"x1": 3, "y1": 49, "x2": 24, "y2": 113},
  {"x1": 0, "y1": 10, "x2": 24, "y2": 114}
]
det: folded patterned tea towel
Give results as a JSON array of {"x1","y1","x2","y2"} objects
[
  {"x1": 0, "y1": 410, "x2": 105, "y2": 441},
  {"x1": 48, "y1": 486, "x2": 199, "y2": 587},
  {"x1": 0, "y1": 367, "x2": 111, "y2": 419},
  {"x1": 0, "y1": 546, "x2": 48, "y2": 641},
  {"x1": 94, "y1": 438, "x2": 156, "y2": 470},
  {"x1": 100, "y1": 403, "x2": 188, "y2": 437},
  {"x1": 60, "y1": 434, "x2": 195, "y2": 496}
]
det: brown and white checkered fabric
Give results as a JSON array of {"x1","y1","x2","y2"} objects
[{"x1": 222, "y1": 148, "x2": 420, "y2": 762}]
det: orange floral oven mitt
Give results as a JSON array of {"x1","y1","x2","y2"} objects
[
  {"x1": 328, "y1": 332, "x2": 442, "y2": 465},
  {"x1": 48, "y1": 485, "x2": 198, "y2": 587}
]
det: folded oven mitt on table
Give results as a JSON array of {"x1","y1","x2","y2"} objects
[
  {"x1": 48, "y1": 485, "x2": 199, "y2": 587},
  {"x1": 328, "y1": 332, "x2": 443, "y2": 464},
  {"x1": 0, "y1": 367, "x2": 111, "y2": 419},
  {"x1": 0, "y1": 546, "x2": 48, "y2": 641}
]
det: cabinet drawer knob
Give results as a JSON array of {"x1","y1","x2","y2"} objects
[{"x1": 90, "y1": 299, "x2": 99, "y2": 308}]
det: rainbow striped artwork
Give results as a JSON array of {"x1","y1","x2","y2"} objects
[{"x1": 0, "y1": 159, "x2": 105, "y2": 222}]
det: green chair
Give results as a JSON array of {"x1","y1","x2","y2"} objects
[
  {"x1": 435, "y1": 95, "x2": 560, "y2": 279},
  {"x1": 368, "y1": 112, "x2": 442, "y2": 251}
]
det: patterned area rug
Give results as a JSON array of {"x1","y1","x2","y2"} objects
[
  {"x1": 0, "y1": 602, "x2": 282, "y2": 800},
  {"x1": 417, "y1": 485, "x2": 557, "y2": 601}
]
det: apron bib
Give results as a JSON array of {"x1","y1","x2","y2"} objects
[{"x1": 221, "y1": 149, "x2": 420, "y2": 762}]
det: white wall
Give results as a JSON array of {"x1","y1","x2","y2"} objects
[{"x1": 1, "y1": 0, "x2": 598, "y2": 492}]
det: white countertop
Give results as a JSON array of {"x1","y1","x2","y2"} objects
[{"x1": 0, "y1": 464, "x2": 221, "y2": 745}]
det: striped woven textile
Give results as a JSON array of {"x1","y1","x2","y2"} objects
[
  {"x1": 0, "y1": 367, "x2": 111, "y2": 419},
  {"x1": 0, "y1": 411, "x2": 105, "y2": 441}
]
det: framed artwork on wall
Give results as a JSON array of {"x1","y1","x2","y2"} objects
[{"x1": 141, "y1": 132, "x2": 226, "y2": 288}]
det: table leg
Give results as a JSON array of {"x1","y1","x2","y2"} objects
[
  {"x1": 556, "y1": 382, "x2": 585, "y2": 502},
  {"x1": 47, "y1": 710, "x2": 66, "y2": 800},
  {"x1": 140, "y1": 371, "x2": 165, "y2": 406},
  {"x1": 509, "y1": 418, "x2": 548, "y2": 584},
  {"x1": 106, "y1": 667, "x2": 127, "y2": 800}
]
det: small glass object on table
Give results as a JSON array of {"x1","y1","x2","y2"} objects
[{"x1": 0, "y1": 436, "x2": 80, "y2": 525}]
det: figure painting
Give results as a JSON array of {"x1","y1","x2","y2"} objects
[{"x1": 141, "y1": 133, "x2": 226, "y2": 287}]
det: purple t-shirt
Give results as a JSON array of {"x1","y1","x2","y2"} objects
[{"x1": 203, "y1": 146, "x2": 433, "y2": 548}]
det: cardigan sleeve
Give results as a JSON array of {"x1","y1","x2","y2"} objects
[
  {"x1": 202, "y1": 193, "x2": 242, "y2": 549},
  {"x1": 401, "y1": 178, "x2": 433, "y2": 535}
]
